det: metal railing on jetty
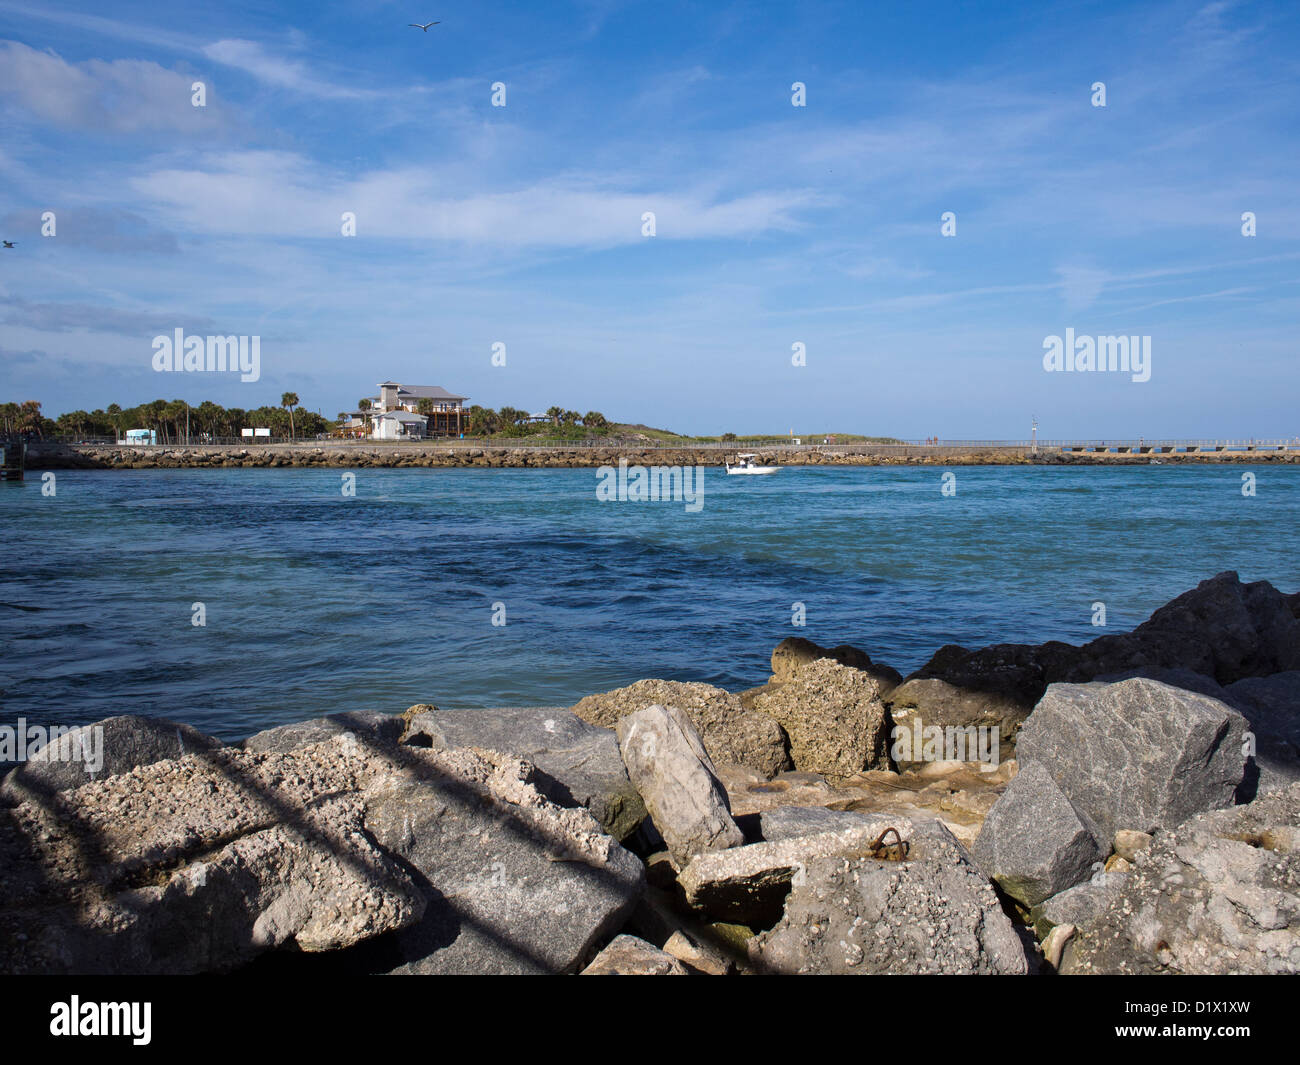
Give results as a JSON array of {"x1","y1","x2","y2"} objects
[{"x1": 46, "y1": 435, "x2": 1300, "y2": 452}]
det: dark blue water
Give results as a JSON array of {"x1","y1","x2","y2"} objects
[{"x1": 2, "y1": 465, "x2": 1296, "y2": 740}]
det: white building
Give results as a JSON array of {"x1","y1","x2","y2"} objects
[
  {"x1": 346, "y1": 381, "x2": 469, "y2": 438},
  {"x1": 372, "y1": 410, "x2": 429, "y2": 440}
]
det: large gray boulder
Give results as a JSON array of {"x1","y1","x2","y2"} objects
[
  {"x1": 360, "y1": 744, "x2": 645, "y2": 974},
  {"x1": 746, "y1": 659, "x2": 892, "y2": 780},
  {"x1": 1227, "y1": 673, "x2": 1300, "y2": 795},
  {"x1": 402, "y1": 706, "x2": 646, "y2": 840},
  {"x1": 616, "y1": 704, "x2": 744, "y2": 866},
  {"x1": 1031, "y1": 874, "x2": 1125, "y2": 937},
  {"x1": 239, "y1": 710, "x2": 404, "y2": 755},
  {"x1": 1064, "y1": 782, "x2": 1300, "y2": 974},
  {"x1": 572, "y1": 679, "x2": 790, "y2": 778},
  {"x1": 973, "y1": 762, "x2": 1103, "y2": 908},
  {"x1": 1089, "y1": 668, "x2": 1300, "y2": 799},
  {"x1": 748, "y1": 819, "x2": 1028, "y2": 974},
  {"x1": 1228, "y1": 672, "x2": 1300, "y2": 751},
  {"x1": 0, "y1": 736, "x2": 425, "y2": 974},
  {"x1": 1015, "y1": 678, "x2": 1248, "y2": 842},
  {"x1": 3, "y1": 715, "x2": 225, "y2": 799}
]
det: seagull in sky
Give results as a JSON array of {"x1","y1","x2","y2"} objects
[
  {"x1": 1, "y1": 241, "x2": 14, "y2": 248},
  {"x1": 409, "y1": 21, "x2": 440, "y2": 31}
]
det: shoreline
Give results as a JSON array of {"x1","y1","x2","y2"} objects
[
  {"x1": 24, "y1": 440, "x2": 1300, "y2": 470},
  {"x1": 1, "y1": 571, "x2": 1297, "y2": 976}
]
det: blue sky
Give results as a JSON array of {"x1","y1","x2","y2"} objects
[{"x1": 1, "y1": 0, "x2": 1297, "y2": 437}]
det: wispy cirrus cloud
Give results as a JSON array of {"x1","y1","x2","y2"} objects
[
  {"x1": 129, "y1": 150, "x2": 824, "y2": 247},
  {"x1": 200, "y1": 38, "x2": 379, "y2": 100},
  {"x1": 0, "y1": 39, "x2": 215, "y2": 133},
  {"x1": 0, "y1": 295, "x2": 215, "y2": 336}
]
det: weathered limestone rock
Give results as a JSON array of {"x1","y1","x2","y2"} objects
[
  {"x1": 360, "y1": 745, "x2": 645, "y2": 974},
  {"x1": 0, "y1": 736, "x2": 424, "y2": 974},
  {"x1": 401, "y1": 706, "x2": 645, "y2": 840},
  {"x1": 746, "y1": 659, "x2": 891, "y2": 779},
  {"x1": 663, "y1": 929, "x2": 733, "y2": 975},
  {"x1": 2, "y1": 715, "x2": 225, "y2": 799},
  {"x1": 748, "y1": 820, "x2": 1028, "y2": 975},
  {"x1": 678, "y1": 817, "x2": 914, "y2": 925},
  {"x1": 1064, "y1": 782, "x2": 1300, "y2": 974},
  {"x1": 901, "y1": 641, "x2": 1063, "y2": 720},
  {"x1": 572, "y1": 679, "x2": 790, "y2": 777},
  {"x1": 771, "y1": 636, "x2": 870, "y2": 681},
  {"x1": 885, "y1": 678, "x2": 1026, "y2": 766},
  {"x1": 769, "y1": 637, "x2": 902, "y2": 693},
  {"x1": 580, "y1": 935, "x2": 688, "y2": 975},
  {"x1": 239, "y1": 710, "x2": 404, "y2": 755},
  {"x1": 616, "y1": 705, "x2": 743, "y2": 866},
  {"x1": 973, "y1": 762, "x2": 1103, "y2": 908},
  {"x1": 1015, "y1": 678, "x2": 1248, "y2": 842}
]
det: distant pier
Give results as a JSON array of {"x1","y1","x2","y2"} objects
[{"x1": 1051, "y1": 438, "x2": 1299, "y2": 455}]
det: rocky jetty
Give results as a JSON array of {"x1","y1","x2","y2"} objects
[
  {"x1": 1, "y1": 570, "x2": 1297, "y2": 975},
  {"x1": 28, "y1": 440, "x2": 1300, "y2": 471}
]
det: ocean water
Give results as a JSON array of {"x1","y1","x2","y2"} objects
[{"x1": 2, "y1": 464, "x2": 1297, "y2": 741}]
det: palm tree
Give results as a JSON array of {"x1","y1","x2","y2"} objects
[
  {"x1": 466, "y1": 405, "x2": 499, "y2": 435},
  {"x1": 164, "y1": 399, "x2": 187, "y2": 443},
  {"x1": 18, "y1": 401, "x2": 44, "y2": 437},
  {"x1": 196, "y1": 401, "x2": 221, "y2": 440},
  {"x1": 147, "y1": 399, "x2": 168, "y2": 441},
  {"x1": 106, "y1": 403, "x2": 123, "y2": 441},
  {"x1": 582, "y1": 411, "x2": 607, "y2": 428},
  {"x1": 546, "y1": 405, "x2": 563, "y2": 427},
  {"x1": 281, "y1": 392, "x2": 299, "y2": 440}
]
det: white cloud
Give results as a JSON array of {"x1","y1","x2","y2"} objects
[
  {"x1": 201, "y1": 39, "x2": 377, "y2": 100},
  {"x1": 130, "y1": 151, "x2": 821, "y2": 247},
  {"x1": 1054, "y1": 265, "x2": 1111, "y2": 313},
  {"x1": 0, "y1": 40, "x2": 210, "y2": 133}
]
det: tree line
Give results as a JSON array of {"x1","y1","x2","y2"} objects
[
  {"x1": 3, "y1": 396, "x2": 614, "y2": 442},
  {"x1": 3, "y1": 394, "x2": 329, "y2": 442},
  {"x1": 458, "y1": 406, "x2": 610, "y2": 436}
]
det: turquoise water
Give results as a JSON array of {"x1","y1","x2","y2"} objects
[{"x1": 2, "y1": 464, "x2": 1296, "y2": 740}]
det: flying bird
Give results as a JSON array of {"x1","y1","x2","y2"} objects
[
  {"x1": 1, "y1": 241, "x2": 14, "y2": 248},
  {"x1": 408, "y1": 21, "x2": 440, "y2": 31}
]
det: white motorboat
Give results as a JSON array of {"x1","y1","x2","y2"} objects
[{"x1": 725, "y1": 453, "x2": 780, "y2": 475}]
